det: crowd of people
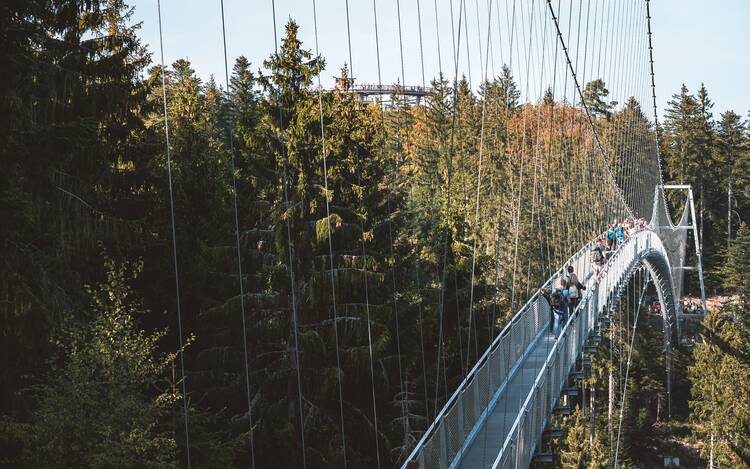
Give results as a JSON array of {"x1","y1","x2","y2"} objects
[
  {"x1": 540, "y1": 218, "x2": 653, "y2": 337},
  {"x1": 604, "y1": 217, "x2": 651, "y2": 250},
  {"x1": 680, "y1": 299, "x2": 702, "y2": 314}
]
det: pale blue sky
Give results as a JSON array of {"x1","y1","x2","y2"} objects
[{"x1": 131, "y1": 0, "x2": 750, "y2": 120}]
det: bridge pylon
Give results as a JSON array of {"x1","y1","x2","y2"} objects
[{"x1": 659, "y1": 185, "x2": 708, "y2": 318}]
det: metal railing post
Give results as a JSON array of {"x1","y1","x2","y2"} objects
[
  {"x1": 457, "y1": 395, "x2": 465, "y2": 444},
  {"x1": 474, "y1": 375, "x2": 481, "y2": 418},
  {"x1": 439, "y1": 425, "x2": 448, "y2": 469}
]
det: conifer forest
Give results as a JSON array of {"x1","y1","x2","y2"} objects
[{"x1": 1, "y1": 1, "x2": 749, "y2": 468}]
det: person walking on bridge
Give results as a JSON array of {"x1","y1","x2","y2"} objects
[
  {"x1": 606, "y1": 220, "x2": 618, "y2": 250},
  {"x1": 591, "y1": 237, "x2": 607, "y2": 276},
  {"x1": 564, "y1": 265, "x2": 585, "y2": 311},
  {"x1": 615, "y1": 222, "x2": 627, "y2": 248},
  {"x1": 541, "y1": 276, "x2": 569, "y2": 337}
]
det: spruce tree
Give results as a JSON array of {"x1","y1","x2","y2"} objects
[
  {"x1": 543, "y1": 86, "x2": 555, "y2": 106},
  {"x1": 695, "y1": 85, "x2": 715, "y2": 246},
  {"x1": 720, "y1": 222, "x2": 750, "y2": 325},
  {"x1": 663, "y1": 84, "x2": 700, "y2": 184},
  {"x1": 498, "y1": 65, "x2": 521, "y2": 111},
  {"x1": 582, "y1": 79, "x2": 616, "y2": 118},
  {"x1": 716, "y1": 111, "x2": 747, "y2": 248},
  {"x1": 690, "y1": 309, "x2": 750, "y2": 467}
]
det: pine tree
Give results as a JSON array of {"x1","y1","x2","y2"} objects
[
  {"x1": 663, "y1": 84, "x2": 700, "y2": 184},
  {"x1": 229, "y1": 56, "x2": 260, "y2": 174},
  {"x1": 695, "y1": 85, "x2": 715, "y2": 246},
  {"x1": 716, "y1": 111, "x2": 747, "y2": 249},
  {"x1": 604, "y1": 97, "x2": 658, "y2": 217},
  {"x1": 720, "y1": 222, "x2": 750, "y2": 325},
  {"x1": 255, "y1": 20, "x2": 395, "y2": 467},
  {"x1": 497, "y1": 65, "x2": 521, "y2": 111},
  {"x1": 257, "y1": 20, "x2": 332, "y2": 467},
  {"x1": 690, "y1": 309, "x2": 750, "y2": 467},
  {"x1": 543, "y1": 86, "x2": 555, "y2": 106},
  {"x1": 559, "y1": 406, "x2": 608, "y2": 468},
  {"x1": 582, "y1": 79, "x2": 616, "y2": 118},
  {"x1": 1, "y1": 2, "x2": 156, "y2": 455}
]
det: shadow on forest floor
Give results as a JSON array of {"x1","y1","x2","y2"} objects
[{"x1": 633, "y1": 420, "x2": 707, "y2": 468}]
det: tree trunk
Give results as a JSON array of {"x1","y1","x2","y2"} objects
[
  {"x1": 700, "y1": 178, "x2": 704, "y2": 250},
  {"x1": 728, "y1": 174, "x2": 733, "y2": 250},
  {"x1": 582, "y1": 353, "x2": 586, "y2": 419},
  {"x1": 608, "y1": 369, "x2": 614, "y2": 452},
  {"x1": 590, "y1": 383, "x2": 596, "y2": 445},
  {"x1": 287, "y1": 281, "x2": 304, "y2": 465},
  {"x1": 656, "y1": 396, "x2": 661, "y2": 422}
]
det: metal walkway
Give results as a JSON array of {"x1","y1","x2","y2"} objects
[{"x1": 458, "y1": 333, "x2": 557, "y2": 468}]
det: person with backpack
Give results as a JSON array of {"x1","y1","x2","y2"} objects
[
  {"x1": 606, "y1": 229, "x2": 614, "y2": 251},
  {"x1": 591, "y1": 237, "x2": 607, "y2": 276},
  {"x1": 606, "y1": 220, "x2": 618, "y2": 250},
  {"x1": 614, "y1": 222, "x2": 627, "y2": 248},
  {"x1": 540, "y1": 277, "x2": 569, "y2": 337},
  {"x1": 564, "y1": 265, "x2": 585, "y2": 311}
]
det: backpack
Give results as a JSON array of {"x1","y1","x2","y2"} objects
[
  {"x1": 591, "y1": 246, "x2": 605, "y2": 264},
  {"x1": 550, "y1": 289, "x2": 564, "y2": 308}
]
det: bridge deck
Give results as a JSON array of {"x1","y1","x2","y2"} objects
[{"x1": 459, "y1": 333, "x2": 557, "y2": 468}]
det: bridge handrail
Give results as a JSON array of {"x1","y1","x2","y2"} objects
[
  {"x1": 402, "y1": 234, "x2": 602, "y2": 468},
  {"x1": 490, "y1": 231, "x2": 665, "y2": 468},
  {"x1": 353, "y1": 83, "x2": 431, "y2": 94}
]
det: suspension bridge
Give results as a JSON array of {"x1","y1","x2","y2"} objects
[{"x1": 151, "y1": 0, "x2": 709, "y2": 467}]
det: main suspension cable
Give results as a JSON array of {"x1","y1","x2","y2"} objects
[
  {"x1": 614, "y1": 269, "x2": 648, "y2": 469},
  {"x1": 311, "y1": 2, "x2": 348, "y2": 467},
  {"x1": 270, "y1": 1, "x2": 307, "y2": 466},
  {"x1": 155, "y1": 2, "x2": 191, "y2": 466},
  {"x1": 391, "y1": 0, "x2": 410, "y2": 450},
  {"x1": 343, "y1": 1, "x2": 381, "y2": 465},
  {"x1": 464, "y1": 0, "x2": 494, "y2": 373},
  {"x1": 434, "y1": 0, "x2": 466, "y2": 416},
  {"x1": 218, "y1": 3, "x2": 256, "y2": 465},
  {"x1": 645, "y1": 0, "x2": 671, "y2": 223}
]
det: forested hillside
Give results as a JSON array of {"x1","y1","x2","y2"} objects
[{"x1": 1, "y1": 2, "x2": 748, "y2": 468}]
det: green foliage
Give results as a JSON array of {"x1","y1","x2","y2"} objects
[
  {"x1": 26, "y1": 257, "x2": 181, "y2": 468},
  {"x1": 720, "y1": 223, "x2": 750, "y2": 325},
  {"x1": 497, "y1": 65, "x2": 521, "y2": 111},
  {"x1": 689, "y1": 310, "x2": 750, "y2": 467},
  {"x1": 583, "y1": 79, "x2": 616, "y2": 118},
  {"x1": 2, "y1": 2, "x2": 745, "y2": 467},
  {"x1": 558, "y1": 406, "x2": 608, "y2": 469}
]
